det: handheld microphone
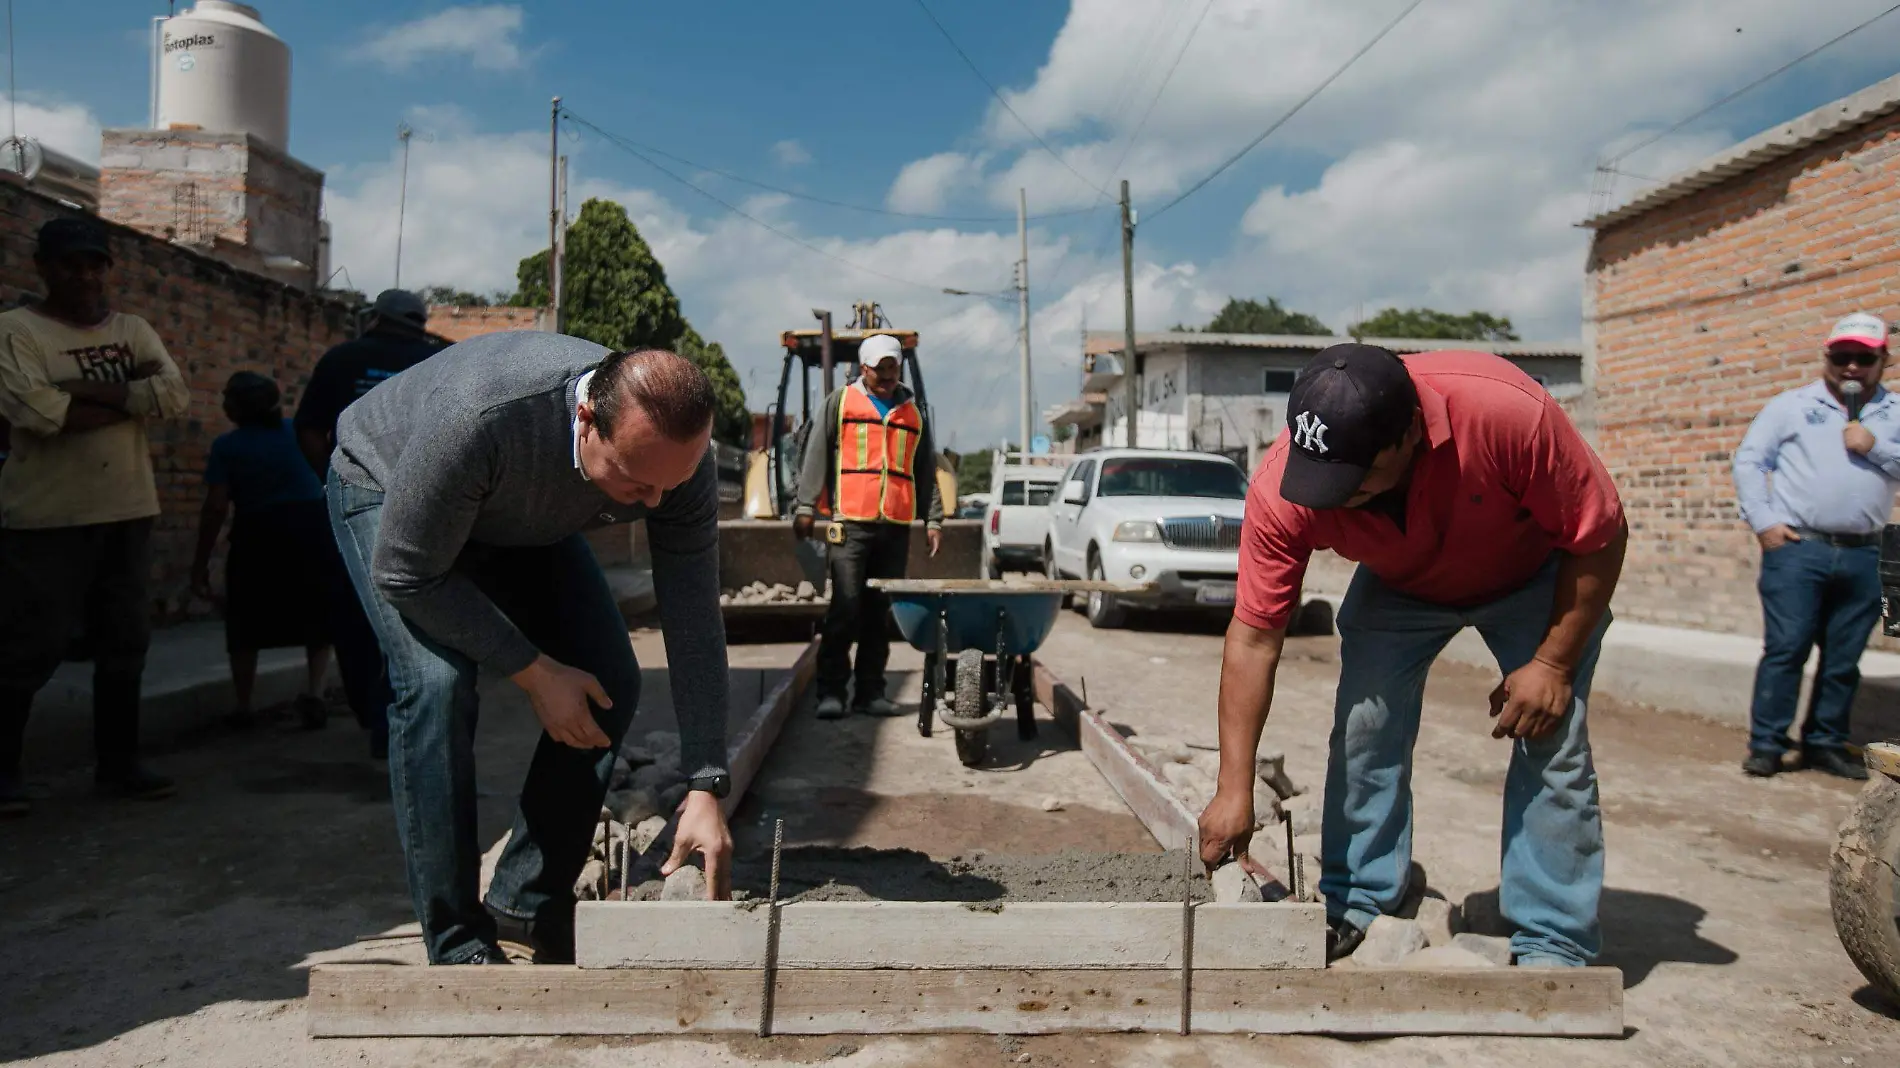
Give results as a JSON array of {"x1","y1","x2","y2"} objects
[{"x1": 1843, "y1": 379, "x2": 1866, "y2": 422}]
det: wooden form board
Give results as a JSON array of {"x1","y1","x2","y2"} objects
[
  {"x1": 308, "y1": 964, "x2": 1624, "y2": 1038},
  {"x1": 574, "y1": 900, "x2": 1326, "y2": 971},
  {"x1": 1031, "y1": 660, "x2": 1199, "y2": 852},
  {"x1": 721, "y1": 638, "x2": 818, "y2": 819}
]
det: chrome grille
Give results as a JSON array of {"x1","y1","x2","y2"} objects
[{"x1": 1160, "y1": 515, "x2": 1242, "y2": 551}]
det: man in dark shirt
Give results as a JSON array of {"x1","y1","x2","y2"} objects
[{"x1": 294, "y1": 289, "x2": 441, "y2": 757}]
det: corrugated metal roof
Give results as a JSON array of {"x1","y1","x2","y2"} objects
[
  {"x1": 1582, "y1": 71, "x2": 1900, "y2": 230},
  {"x1": 1082, "y1": 331, "x2": 1580, "y2": 359}
]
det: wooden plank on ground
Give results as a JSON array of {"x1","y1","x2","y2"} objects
[
  {"x1": 1193, "y1": 967, "x2": 1625, "y2": 1037},
  {"x1": 574, "y1": 901, "x2": 1325, "y2": 970},
  {"x1": 309, "y1": 964, "x2": 1622, "y2": 1037},
  {"x1": 1033, "y1": 660, "x2": 1198, "y2": 852},
  {"x1": 722, "y1": 637, "x2": 818, "y2": 819}
]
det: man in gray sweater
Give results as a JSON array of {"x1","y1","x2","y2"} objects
[{"x1": 328, "y1": 332, "x2": 733, "y2": 966}]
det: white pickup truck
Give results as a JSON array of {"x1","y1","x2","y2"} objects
[
  {"x1": 982, "y1": 452, "x2": 1067, "y2": 578},
  {"x1": 1044, "y1": 448, "x2": 1249, "y2": 628}
]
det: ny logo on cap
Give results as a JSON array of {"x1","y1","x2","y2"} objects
[{"x1": 1293, "y1": 410, "x2": 1329, "y2": 454}]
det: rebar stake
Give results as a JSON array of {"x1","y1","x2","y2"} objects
[
  {"x1": 1179, "y1": 836, "x2": 1195, "y2": 1036},
  {"x1": 758, "y1": 818, "x2": 784, "y2": 1038}
]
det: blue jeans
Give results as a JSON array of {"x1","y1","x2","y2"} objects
[
  {"x1": 1747, "y1": 538, "x2": 1880, "y2": 756},
  {"x1": 327, "y1": 474, "x2": 641, "y2": 964},
  {"x1": 1323, "y1": 558, "x2": 1608, "y2": 966}
]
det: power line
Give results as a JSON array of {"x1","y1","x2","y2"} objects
[
  {"x1": 910, "y1": 0, "x2": 1112, "y2": 199},
  {"x1": 561, "y1": 107, "x2": 1096, "y2": 225},
  {"x1": 1104, "y1": 0, "x2": 1218, "y2": 188},
  {"x1": 562, "y1": 108, "x2": 1013, "y2": 300},
  {"x1": 1147, "y1": 0, "x2": 1427, "y2": 221},
  {"x1": 1606, "y1": 1, "x2": 1900, "y2": 166}
]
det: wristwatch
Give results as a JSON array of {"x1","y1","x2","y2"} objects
[{"x1": 688, "y1": 771, "x2": 732, "y2": 799}]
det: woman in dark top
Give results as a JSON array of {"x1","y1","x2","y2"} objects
[{"x1": 191, "y1": 372, "x2": 335, "y2": 728}]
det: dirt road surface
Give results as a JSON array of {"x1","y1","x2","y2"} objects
[{"x1": 3, "y1": 615, "x2": 1897, "y2": 1066}]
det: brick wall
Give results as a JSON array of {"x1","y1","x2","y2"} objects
[
  {"x1": 1, "y1": 179, "x2": 358, "y2": 620},
  {"x1": 1587, "y1": 108, "x2": 1900, "y2": 638},
  {"x1": 425, "y1": 304, "x2": 548, "y2": 344}
]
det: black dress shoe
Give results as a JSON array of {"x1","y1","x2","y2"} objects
[
  {"x1": 457, "y1": 943, "x2": 513, "y2": 965},
  {"x1": 1741, "y1": 752, "x2": 1781, "y2": 778},
  {"x1": 1801, "y1": 746, "x2": 1869, "y2": 781},
  {"x1": 95, "y1": 764, "x2": 176, "y2": 800},
  {"x1": 1325, "y1": 917, "x2": 1365, "y2": 962}
]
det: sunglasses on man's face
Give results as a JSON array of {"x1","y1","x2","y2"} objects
[{"x1": 1827, "y1": 348, "x2": 1884, "y2": 368}]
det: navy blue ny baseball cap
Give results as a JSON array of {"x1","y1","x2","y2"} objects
[{"x1": 1279, "y1": 344, "x2": 1418, "y2": 509}]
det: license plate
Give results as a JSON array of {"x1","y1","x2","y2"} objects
[{"x1": 1196, "y1": 583, "x2": 1236, "y2": 606}]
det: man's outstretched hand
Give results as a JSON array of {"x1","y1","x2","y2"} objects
[
  {"x1": 663, "y1": 789, "x2": 733, "y2": 900},
  {"x1": 1489, "y1": 657, "x2": 1572, "y2": 740},
  {"x1": 792, "y1": 514, "x2": 814, "y2": 540},
  {"x1": 510, "y1": 655, "x2": 612, "y2": 749},
  {"x1": 926, "y1": 527, "x2": 942, "y2": 557},
  {"x1": 1197, "y1": 785, "x2": 1256, "y2": 873}
]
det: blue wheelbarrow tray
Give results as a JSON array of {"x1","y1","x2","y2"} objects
[{"x1": 870, "y1": 578, "x2": 1154, "y2": 657}]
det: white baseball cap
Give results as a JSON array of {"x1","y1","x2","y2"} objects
[
  {"x1": 859, "y1": 333, "x2": 903, "y2": 366},
  {"x1": 1827, "y1": 311, "x2": 1889, "y2": 349}
]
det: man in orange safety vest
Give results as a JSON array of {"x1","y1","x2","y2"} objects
[{"x1": 793, "y1": 333, "x2": 942, "y2": 719}]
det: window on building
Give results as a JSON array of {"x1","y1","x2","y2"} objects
[{"x1": 1263, "y1": 369, "x2": 1298, "y2": 394}]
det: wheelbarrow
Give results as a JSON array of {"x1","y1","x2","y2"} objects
[{"x1": 871, "y1": 578, "x2": 1153, "y2": 768}]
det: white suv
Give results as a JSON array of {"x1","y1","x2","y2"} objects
[{"x1": 1043, "y1": 448, "x2": 1248, "y2": 628}]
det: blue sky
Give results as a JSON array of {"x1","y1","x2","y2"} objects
[{"x1": 13, "y1": 2, "x2": 1900, "y2": 448}]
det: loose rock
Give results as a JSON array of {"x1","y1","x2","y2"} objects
[
  {"x1": 1450, "y1": 932, "x2": 1514, "y2": 966},
  {"x1": 1210, "y1": 862, "x2": 1263, "y2": 903},
  {"x1": 1349, "y1": 915, "x2": 1427, "y2": 965},
  {"x1": 630, "y1": 815, "x2": 668, "y2": 855},
  {"x1": 576, "y1": 858, "x2": 607, "y2": 900},
  {"x1": 1252, "y1": 784, "x2": 1285, "y2": 830},
  {"x1": 619, "y1": 743, "x2": 656, "y2": 766},
  {"x1": 796, "y1": 580, "x2": 817, "y2": 599},
  {"x1": 605, "y1": 787, "x2": 660, "y2": 827},
  {"x1": 1256, "y1": 751, "x2": 1303, "y2": 799},
  {"x1": 1040, "y1": 796, "x2": 1065, "y2": 812},
  {"x1": 1404, "y1": 895, "x2": 1459, "y2": 947},
  {"x1": 661, "y1": 864, "x2": 707, "y2": 901}
]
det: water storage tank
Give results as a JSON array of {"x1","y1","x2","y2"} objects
[{"x1": 155, "y1": 2, "x2": 290, "y2": 149}]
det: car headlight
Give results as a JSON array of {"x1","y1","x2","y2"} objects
[{"x1": 1112, "y1": 520, "x2": 1161, "y2": 543}]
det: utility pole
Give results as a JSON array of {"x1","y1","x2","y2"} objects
[
  {"x1": 394, "y1": 123, "x2": 413, "y2": 289},
  {"x1": 1017, "y1": 187, "x2": 1032, "y2": 453},
  {"x1": 553, "y1": 154, "x2": 568, "y2": 334},
  {"x1": 1120, "y1": 179, "x2": 1139, "y2": 449},
  {"x1": 548, "y1": 97, "x2": 560, "y2": 322}
]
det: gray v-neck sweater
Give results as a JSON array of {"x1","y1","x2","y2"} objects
[{"x1": 333, "y1": 330, "x2": 728, "y2": 777}]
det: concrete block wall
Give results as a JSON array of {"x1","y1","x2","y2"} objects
[
  {"x1": 1, "y1": 181, "x2": 358, "y2": 621},
  {"x1": 1586, "y1": 107, "x2": 1900, "y2": 639}
]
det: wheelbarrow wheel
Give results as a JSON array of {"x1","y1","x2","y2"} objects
[
  {"x1": 1830, "y1": 766, "x2": 1900, "y2": 1004},
  {"x1": 1014, "y1": 655, "x2": 1038, "y2": 740},
  {"x1": 954, "y1": 647, "x2": 987, "y2": 768},
  {"x1": 919, "y1": 652, "x2": 938, "y2": 737}
]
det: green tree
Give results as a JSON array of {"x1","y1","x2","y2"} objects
[
  {"x1": 419, "y1": 285, "x2": 490, "y2": 306},
  {"x1": 675, "y1": 325, "x2": 750, "y2": 446},
  {"x1": 1201, "y1": 297, "x2": 1331, "y2": 336},
  {"x1": 513, "y1": 198, "x2": 750, "y2": 445},
  {"x1": 513, "y1": 198, "x2": 687, "y2": 349},
  {"x1": 957, "y1": 447, "x2": 1001, "y2": 498},
  {"x1": 1348, "y1": 307, "x2": 1519, "y2": 342}
]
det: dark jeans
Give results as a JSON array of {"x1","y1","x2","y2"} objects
[
  {"x1": 327, "y1": 475, "x2": 640, "y2": 964},
  {"x1": 327, "y1": 547, "x2": 393, "y2": 745},
  {"x1": 1747, "y1": 538, "x2": 1881, "y2": 755},
  {"x1": 816, "y1": 521, "x2": 911, "y2": 705},
  {"x1": 0, "y1": 519, "x2": 153, "y2": 776}
]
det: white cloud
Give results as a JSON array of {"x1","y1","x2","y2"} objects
[
  {"x1": 771, "y1": 139, "x2": 811, "y2": 167},
  {"x1": 0, "y1": 94, "x2": 103, "y2": 165},
  {"x1": 886, "y1": 152, "x2": 984, "y2": 214},
  {"x1": 361, "y1": 5, "x2": 529, "y2": 72}
]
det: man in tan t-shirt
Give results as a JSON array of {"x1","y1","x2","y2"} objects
[{"x1": 0, "y1": 217, "x2": 188, "y2": 815}]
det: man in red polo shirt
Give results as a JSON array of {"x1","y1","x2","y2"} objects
[{"x1": 1198, "y1": 344, "x2": 1627, "y2": 967}]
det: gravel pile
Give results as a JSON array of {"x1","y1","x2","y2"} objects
[{"x1": 720, "y1": 580, "x2": 823, "y2": 606}]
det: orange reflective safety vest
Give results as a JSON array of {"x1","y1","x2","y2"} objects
[{"x1": 833, "y1": 384, "x2": 924, "y2": 523}]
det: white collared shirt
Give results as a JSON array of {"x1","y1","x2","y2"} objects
[{"x1": 572, "y1": 369, "x2": 595, "y2": 482}]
